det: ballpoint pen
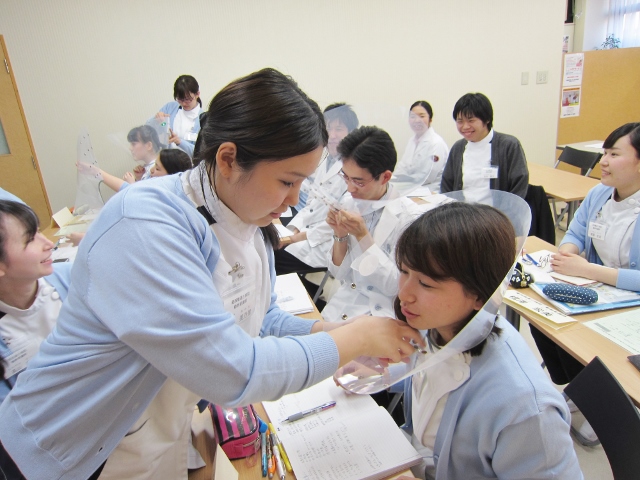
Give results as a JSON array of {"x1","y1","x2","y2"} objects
[
  {"x1": 268, "y1": 423, "x2": 292, "y2": 472},
  {"x1": 261, "y1": 431, "x2": 267, "y2": 477},
  {"x1": 524, "y1": 253, "x2": 540, "y2": 267},
  {"x1": 282, "y1": 401, "x2": 337, "y2": 423},
  {"x1": 270, "y1": 432, "x2": 286, "y2": 480}
]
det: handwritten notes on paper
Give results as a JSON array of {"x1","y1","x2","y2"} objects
[{"x1": 586, "y1": 310, "x2": 640, "y2": 354}]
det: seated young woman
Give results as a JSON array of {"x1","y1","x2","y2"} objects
[
  {"x1": 531, "y1": 122, "x2": 640, "y2": 446},
  {"x1": 391, "y1": 200, "x2": 581, "y2": 479}
]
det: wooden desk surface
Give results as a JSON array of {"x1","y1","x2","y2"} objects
[
  {"x1": 513, "y1": 236, "x2": 640, "y2": 407},
  {"x1": 556, "y1": 140, "x2": 604, "y2": 154},
  {"x1": 528, "y1": 162, "x2": 599, "y2": 203}
]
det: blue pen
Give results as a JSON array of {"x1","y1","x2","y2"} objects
[
  {"x1": 261, "y1": 431, "x2": 267, "y2": 477},
  {"x1": 524, "y1": 253, "x2": 540, "y2": 267}
]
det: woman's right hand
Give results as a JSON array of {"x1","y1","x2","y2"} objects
[
  {"x1": 132, "y1": 165, "x2": 145, "y2": 181},
  {"x1": 328, "y1": 316, "x2": 424, "y2": 366},
  {"x1": 155, "y1": 112, "x2": 169, "y2": 121}
]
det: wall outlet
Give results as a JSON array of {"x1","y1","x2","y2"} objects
[
  {"x1": 521, "y1": 72, "x2": 529, "y2": 85},
  {"x1": 536, "y1": 71, "x2": 548, "y2": 84}
]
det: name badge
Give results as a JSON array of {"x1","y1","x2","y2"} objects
[
  {"x1": 588, "y1": 221, "x2": 607, "y2": 240},
  {"x1": 4, "y1": 336, "x2": 39, "y2": 379},
  {"x1": 183, "y1": 132, "x2": 198, "y2": 142},
  {"x1": 481, "y1": 166, "x2": 499, "y2": 179}
]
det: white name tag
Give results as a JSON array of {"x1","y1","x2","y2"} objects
[
  {"x1": 4, "y1": 336, "x2": 39, "y2": 379},
  {"x1": 588, "y1": 221, "x2": 607, "y2": 240},
  {"x1": 183, "y1": 132, "x2": 198, "y2": 142},
  {"x1": 481, "y1": 166, "x2": 499, "y2": 179}
]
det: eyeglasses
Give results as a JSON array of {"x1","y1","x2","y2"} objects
[
  {"x1": 522, "y1": 253, "x2": 550, "y2": 269},
  {"x1": 338, "y1": 170, "x2": 376, "y2": 188},
  {"x1": 176, "y1": 96, "x2": 196, "y2": 104}
]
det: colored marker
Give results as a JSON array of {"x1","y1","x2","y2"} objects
[
  {"x1": 268, "y1": 423, "x2": 292, "y2": 472},
  {"x1": 261, "y1": 431, "x2": 267, "y2": 477},
  {"x1": 271, "y1": 433, "x2": 286, "y2": 480},
  {"x1": 283, "y1": 401, "x2": 336, "y2": 423}
]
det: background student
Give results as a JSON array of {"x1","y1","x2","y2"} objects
[
  {"x1": 0, "y1": 68, "x2": 423, "y2": 480},
  {"x1": 276, "y1": 103, "x2": 359, "y2": 281},
  {"x1": 154, "y1": 74, "x2": 203, "y2": 158},
  {"x1": 392, "y1": 200, "x2": 581, "y2": 480},
  {"x1": 84, "y1": 125, "x2": 163, "y2": 192},
  {"x1": 391, "y1": 100, "x2": 449, "y2": 195},
  {"x1": 440, "y1": 92, "x2": 529, "y2": 200},
  {"x1": 531, "y1": 121, "x2": 640, "y2": 446},
  {"x1": 0, "y1": 200, "x2": 71, "y2": 403},
  {"x1": 322, "y1": 126, "x2": 425, "y2": 322}
]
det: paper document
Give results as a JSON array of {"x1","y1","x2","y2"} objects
[
  {"x1": 275, "y1": 273, "x2": 314, "y2": 314},
  {"x1": 275, "y1": 224, "x2": 294, "y2": 238},
  {"x1": 503, "y1": 290, "x2": 576, "y2": 329},
  {"x1": 585, "y1": 310, "x2": 640, "y2": 354},
  {"x1": 263, "y1": 378, "x2": 421, "y2": 480},
  {"x1": 522, "y1": 250, "x2": 596, "y2": 286}
]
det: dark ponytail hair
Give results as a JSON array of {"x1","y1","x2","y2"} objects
[
  {"x1": 174, "y1": 75, "x2": 202, "y2": 107},
  {"x1": 127, "y1": 125, "x2": 162, "y2": 153},
  {"x1": 196, "y1": 68, "x2": 327, "y2": 247}
]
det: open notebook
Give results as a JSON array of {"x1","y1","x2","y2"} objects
[{"x1": 263, "y1": 378, "x2": 421, "y2": 480}]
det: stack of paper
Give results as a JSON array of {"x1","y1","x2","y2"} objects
[
  {"x1": 503, "y1": 290, "x2": 576, "y2": 329},
  {"x1": 275, "y1": 273, "x2": 314, "y2": 315},
  {"x1": 263, "y1": 379, "x2": 421, "y2": 480}
]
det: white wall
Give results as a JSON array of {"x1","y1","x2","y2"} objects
[{"x1": 0, "y1": 0, "x2": 566, "y2": 211}]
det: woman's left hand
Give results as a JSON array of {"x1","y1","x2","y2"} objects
[{"x1": 550, "y1": 251, "x2": 592, "y2": 278}]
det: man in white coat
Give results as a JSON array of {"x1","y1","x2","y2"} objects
[
  {"x1": 322, "y1": 126, "x2": 427, "y2": 322},
  {"x1": 275, "y1": 104, "x2": 359, "y2": 276}
]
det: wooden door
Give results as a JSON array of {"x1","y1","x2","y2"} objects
[{"x1": 0, "y1": 35, "x2": 51, "y2": 225}]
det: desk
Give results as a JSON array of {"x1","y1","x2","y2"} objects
[
  {"x1": 556, "y1": 140, "x2": 604, "y2": 154},
  {"x1": 510, "y1": 236, "x2": 640, "y2": 407},
  {"x1": 527, "y1": 162, "x2": 599, "y2": 225},
  {"x1": 189, "y1": 303, "x2": 415, "y2": 479}
]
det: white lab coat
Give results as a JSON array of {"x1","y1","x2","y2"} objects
[
  {"x1": 392, "y1": 127, "x2": 449, "y2": 195},
  {"x1": 286, "y1": 155, "x2": 347, "y2": 268},
  {"x1": 321, "y1": 191, "x2": 425, "y2": 322}
]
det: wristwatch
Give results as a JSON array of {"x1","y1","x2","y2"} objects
[{"x1": 332, "y1": 234, "x2": 349, "y2": 242}]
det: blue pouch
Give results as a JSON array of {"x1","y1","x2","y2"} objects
[{"x1": 542, "y1": 283, "x2": 598, "y2": 305}]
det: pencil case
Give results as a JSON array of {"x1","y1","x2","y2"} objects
[
  {"x1": 542, "y1": 283, "x2": 598, "y2": 305},
  {"x1": 210, "y1": 404, "x2": 261, "y2": 460}
]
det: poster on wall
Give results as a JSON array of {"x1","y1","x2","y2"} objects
[
  {"x1": 561, "y1": 87, "x2": 581, "y2": 118},
  {"x1": 562, "y1": 35, "x2": 570, "y2": 53},
  {"x1": 563, "y1": 53, "x2": 584, "y2": 86}
]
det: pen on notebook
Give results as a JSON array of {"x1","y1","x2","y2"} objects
[
  {"x1": 524, "y1": 253, "x2": 540, "y2": 267},
  {"x1": 268, "y1": 423, "x2": 292, "y2": 472},
  {"x1": 271, "y1": 433, "x2": 286, "y2": 480},
  {"x1": 282, "y1": 401, "x2": 337, "y2": 423},
  {"x1": 261, "y1": 431, "x2": 267, "y2": 477}
]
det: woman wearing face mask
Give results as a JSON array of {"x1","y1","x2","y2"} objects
[
  {"x1": 392, "y1": 101, "x2": 449, "y2": 195},
  {"x1": 0, "y1": 68, "x2": 422, "y2": 480},
  {"x1": 153, "y1": 75, "x2": 204, "y2": 158}
]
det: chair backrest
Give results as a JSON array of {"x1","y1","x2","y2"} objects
[
  {"x1": 564, "y1": 356, "x2": 640, "y2": 480},
  {"x1": 555, "y1": 146, "x2": 602, "y2": 176}
]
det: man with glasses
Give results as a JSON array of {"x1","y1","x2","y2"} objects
[
  {"x1": 275, "y1": 104, "x2": 359, "y2": 295},
  {"x1": 321, "y1": 126, "x2": 427, "y2": 323}
]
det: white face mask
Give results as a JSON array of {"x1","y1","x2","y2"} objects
[{"x1": 334, "y1": 190, "x2": 532, "y2": 394}]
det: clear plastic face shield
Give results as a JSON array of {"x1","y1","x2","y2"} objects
[
  {"x1": 333, "y1": 190, "x2": 532, "y2": 394},
  {"x1": 74, "y1": 129, "x2": 105, "y2": 213}
]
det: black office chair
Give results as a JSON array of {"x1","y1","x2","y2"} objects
[
  {"x1": 564, "y1": 357, "x2": 640, "y2": 480},
  {"x1": 551, "y1": 146, "x2": 602, "y2": 228}
]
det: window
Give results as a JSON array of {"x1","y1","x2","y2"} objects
[{"x1": 607, "y1": 0, "x2": 640, "y2": 48}]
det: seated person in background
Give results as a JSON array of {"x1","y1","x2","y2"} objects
[
  {"x1": 391, "y1": 100, "x2": 449, "y2": 195},
  {"x1": 153, "y1": 74, "x2": 203, "y2": 158},
  {"x1": 393, "y1": 201, "x2": 581, "y2": 480},
  {"x1": 322, "y1": 126, "x2": 426, "y2": 322},
  {"x1": 531, "y1": 122, "x2": 640, "y2": 447},
  {"x1": 290, "y1": 103, "x2": 359, "y2": 214},
  {"x1": 275, "y1": 103, "x2": 359, "y2": 278},
  {"x1": 440, "y1": 92, "x2": 528, "y2": 200},
  {"x1": 84, "y1": 125, "x2": 162, "y2": 193},
  {"x1": 0, "y1": 200, "x2": 71, "y2": 403}
]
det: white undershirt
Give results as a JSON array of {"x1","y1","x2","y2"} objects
[
  {"x1": 461, "y1": 129, "x2": 494, "y2": 203},
  {"x1": 0, "y1": 278, "x2": 62, "y2": 379},
  {"x1": 592, "y1": 189, "x2": 640, "y2": 269},
  {"x1": 172, "y1": 105, "x2": 201, "y2": 144}
]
